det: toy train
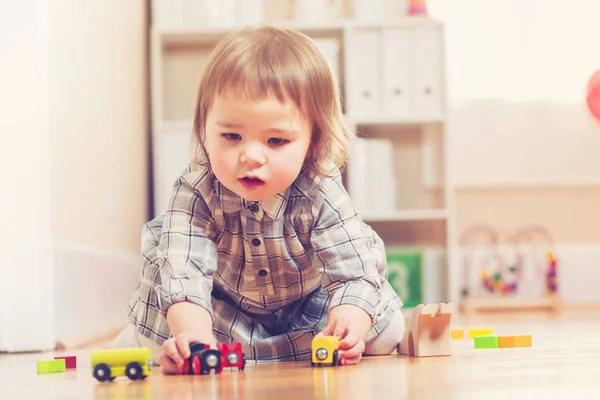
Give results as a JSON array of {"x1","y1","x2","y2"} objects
[
  {"x1": 91, "y1": 336, "x2": 342, "y2": 382},
  {"x1": 91, "y1": 342, "x2": 246, "y2": 382},
  {"x1": 92, "y1": 347, "x2": 153, "y2": 382},
  {"x1": 182, "y1": 342, "x2": 246, "y2": 375}
]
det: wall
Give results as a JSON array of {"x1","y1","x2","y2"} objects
[
  {"x1": 457, "y1": 187, "x2": 600, "y2": 243},
  {"x1": 49, "y1": 1, "x2": 149, "y2": 342},
  {"x1": 50, "y1": 1, "x2": 149, "y2": 253},
  {"x1": 425, "y1": 0, "x2": 600, "y2": 302},
  {"x1": 428, "y1": 0, "x2": 600, "y2": 189},
  {"x1": 434, "y1": 0, "x2": 600, "y2": 243},
  {"x1": 0, "y1": 0, "x2": 55, "y2": 352}
]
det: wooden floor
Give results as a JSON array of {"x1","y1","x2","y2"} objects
[{"x1": 2, "y1": 309, "x2": 600, "y2": 399}]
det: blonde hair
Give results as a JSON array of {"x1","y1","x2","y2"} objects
[{"x1": 191, "y1": 25, "x2": 353, "y2": 177}]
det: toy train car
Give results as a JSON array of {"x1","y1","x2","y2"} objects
[
  {"x1": 91, "y1": 347, "x2": 153, "y2": 382},
  {"x1": 311, "y1": 336, "x2": 342, "y2": 367},
  {"x1": 218, "y1": 342, "x2": 246, "y2": 371},
  {"x1": 182, "y1": 342, "x2": 246, "y2": 375}
]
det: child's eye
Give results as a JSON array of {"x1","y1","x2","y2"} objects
[
  {"x1": 268, "y1": 137, "x2": 289, "y2": 146},
  {"x1": 222, "y1": 133, "x2": 241, "y2": 141}
]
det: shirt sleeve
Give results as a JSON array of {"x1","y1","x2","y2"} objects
[
  {"x1": 310, "y1": 172, "x2": 383, "y2": 320},
  {"x1": 154, "y1": 169, "x2": 219, "y2": 320}
]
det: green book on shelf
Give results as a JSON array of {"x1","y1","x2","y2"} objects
[{"x1": 386, "y1": 248, "x2": 423, "y2": 308}]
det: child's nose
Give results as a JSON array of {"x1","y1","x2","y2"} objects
[{"x1": 240, "y1": 143, "x2": 266, "y2": 166}]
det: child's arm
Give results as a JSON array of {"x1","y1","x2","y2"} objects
[
  {"x1": 310, "y1": 172, "x2": 383, "y2": 363},
  {"x1": 158, "y1": 302, "x2": 217, "y2": 374},
  {"x1": 153, "y1": 168, "x2": 220, "y2": 372}
]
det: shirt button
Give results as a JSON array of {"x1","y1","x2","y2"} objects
[
  {"x1": 252, "y1": 238, "x2": 261, "y2": 246},
  {"x1": 248, "y1": 203, "x2": 259, "y2": 213},
  {"x1": 258, "y1": 269, "x2": 268, "y2": 277}
]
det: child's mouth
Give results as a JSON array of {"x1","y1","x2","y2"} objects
[{"x1": 239, "y1": 177, "x2": 265, "y2": 190}]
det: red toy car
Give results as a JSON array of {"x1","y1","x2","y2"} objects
[
  {"x1": 183, "y1": 343, "x2": 223, "y2": 375},
  {"x1": 182, "y1": 342, "x2": 246, "y2": 375},
  {"x1": 218, "y1": 342, "x2": 246, "y2": 371}
]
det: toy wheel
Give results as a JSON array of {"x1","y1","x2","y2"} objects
[
  {"x1": 125, "y1": 362, "x2": 144, "y2": 381},
  {"x1": 239, "y1": 354, "x2": 246, "y2": 371},
  {"x1": 191, "y1": 355, "x2": 201, "y2": 375},
  {"x1": 201, "y1": 351, "x2": 221, "y2": 375},
  {"x1": 332, "y1": 350, "x2": 340, "y2": 366},
  {"x1": 93, "y1": 363, "x2": 112, "y2": 382}
]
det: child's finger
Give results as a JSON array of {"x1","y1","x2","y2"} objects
[
  {"x1": 158, "y1": 353, "x2": 182, "y2": 375},
  {"x1": 339, "y1": 339, "x2": 365, "y2": 360},
  {"x1": 162, "y1": 339, "x2": 185, "y2": 367},
  {"x1": 321, "y1": 320, "x2": 337, "y2": 337},
  {"x1": 175, "y1": 335, "x2": 192, "y2": 359},
  {"x1": 332, "y1": 319, "x2": 349, "y2": 338},
  {"x1": 339, "y1": 330, "x2": 360, "y2": 350},
  {"x1": 340, "y1": 353, "x2": 362, "y2": 366}
]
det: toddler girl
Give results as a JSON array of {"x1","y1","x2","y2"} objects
[{"x1": 122, "y1": 25, "x2": 405, "y2": 374}]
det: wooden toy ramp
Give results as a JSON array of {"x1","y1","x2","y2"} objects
[{"x1": 398, "y1": 302, "x2": 454, "y2": 357}]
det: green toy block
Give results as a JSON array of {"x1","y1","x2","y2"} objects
[
  {"x1": 37, "y1": 359, "x2": 66, "y2": 374},
  {"x1": 386, "y1": 248, "x2": 423, "y2": 307},
  {"x1": 474, "y1": 336, "x2": 499, "y2": 349}
]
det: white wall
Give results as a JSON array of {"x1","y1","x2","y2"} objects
[
  {"x1": 50, "y1": 1, "x2": 149, "y2": 252},
  {"x1": 428, "y1": 0, "x2": 600, "y2": 186},
  {"x1": 0, "y1": 0, "x2": 55, "y2": 352},
  {"x1": 426, "y1": 0, "x2": 600, "y2": 302},
  {"x1": 49, "y1": 1, "x2": 149, "y2": 344},
  {"x1": 429, "y1": 0, "x2": 600, "y2": 102},
  {"x1": 0, "y1": 1, "x2": 148, "y2": 351}
]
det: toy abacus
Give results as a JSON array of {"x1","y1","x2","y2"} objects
[{"x1": 460, "y1": 224, "x2": 562, "y2": 313}]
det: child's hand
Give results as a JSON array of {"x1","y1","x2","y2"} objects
[
  {"x1": 158, "y1": 332, "x2": 218, "y2": 375},
  {"x1": 318, "y1": 304, "x2": 372, "y2": 366}
]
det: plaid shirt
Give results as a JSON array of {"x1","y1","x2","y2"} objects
[{"x1": 128, "y1": 164, "x2": 401, "y2": 360}]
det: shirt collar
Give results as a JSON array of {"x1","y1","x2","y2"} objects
[{"x1": 212, "y1": 176, "x2": 289, "y2": 220}]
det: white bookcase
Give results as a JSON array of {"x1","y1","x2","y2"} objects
[{"x1": 149, "y1": 16, "x2": 458, "y2": 303}]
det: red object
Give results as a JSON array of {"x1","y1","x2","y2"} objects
[
  {"x1": 54, "y1": 356, "x2": 76, "y2": 369},
  {"x1": 587, "y1": 69, "x2": 600, "y2": 122},
  {"x1": 408, "y1": 0, "x2": 428, "y2": 15},
  {"x1": 217, "y1": 342, "x2": 246, "y2": 371}
]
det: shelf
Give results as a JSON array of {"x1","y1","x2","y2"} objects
[
  {"x1": 155, "y1": 17, "x2": 441, "y2": 46},
  {"x1": 362, "y1": 209, "x2": 447, "y2": 222},
  {"x1": 460, "y1": 296, "x2": 563, "y2": 314}
]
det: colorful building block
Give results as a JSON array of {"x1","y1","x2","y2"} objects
[
  {"x1": 498, "y1": 335, "x2": 532, "y2": 348},
  {"x1": 469, "y1": 328, "x2": 493, "y2": 338},
  {"x1": 398, "y1": 302, "x2": 454, "y2": 357},
  {"x1": 37, "y1": 359, "x2": 66, "y2": 374},
  {"x1": 450, "y1": 329, "x2": 464, "y2": 339},
  {"x1": 474, "y1": 336, "x2": 499, "y2": 349},
  {"x1": 54, "y1": 356, "x2": 77, "y2": 369}
]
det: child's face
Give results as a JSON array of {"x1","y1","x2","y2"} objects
[{"x1": 204, "y1": 91, "x2": 312, "y2": 201}]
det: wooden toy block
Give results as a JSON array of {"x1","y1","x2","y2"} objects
[
  {"x1": 451, "y1": 329, "x2": 464, "y2": 339},
  {"x1": 37, "y1": 359, "x2": 66, "y2": 374},
  {"x1": 398, "y1": 302, "x2": 453, "y2": 357},
  {"x1": 54, "y1": 356, "x2": 77, "y2": 369},
  {"x1": 468, "y1": 328, "x2": 493, "y2": 338},
  {"x1": 498, "y1": 335, "x2": 532, "y2": 348},
  {"x1": 474, "y1": 336, "x2": 499, "y2": 349}
]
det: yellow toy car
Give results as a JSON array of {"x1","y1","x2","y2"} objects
[
  {"x1": 91, "y1": 347, "x2": 153, "y2": 382},
  {"x1": 311, "y1": 336, "x2": 342, "y2": 367}
]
